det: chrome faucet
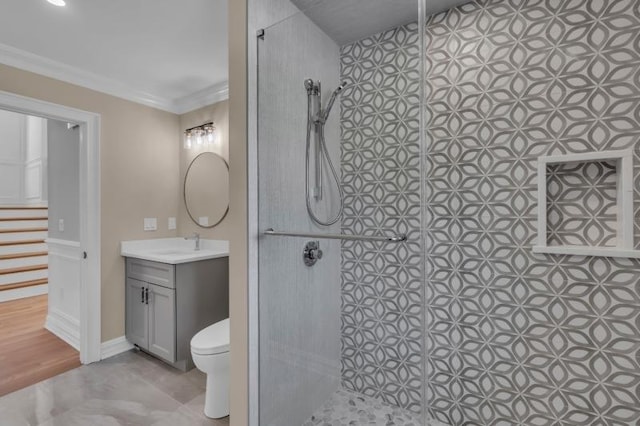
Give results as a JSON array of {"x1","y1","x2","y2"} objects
[{"x1": 185, "y1": 232, "x2": 200, "y2": 251}]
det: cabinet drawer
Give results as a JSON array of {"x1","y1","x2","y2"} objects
[{"x1": 127, "y1": 258, "x2": 175, "y2": 289}]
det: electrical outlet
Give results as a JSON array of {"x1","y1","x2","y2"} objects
[
  {"x1": 168, "y1": 217, "x2": 177, "y2": 230},
  {"x1": 58, "y1": 219, "x2": 64, "y2": 232},
  {"x1": 198, "y1": 216, "x2": 209, "y2": 226},
  {"x1": 143, "y1": 218, "x2": 157, "y2": 231}
]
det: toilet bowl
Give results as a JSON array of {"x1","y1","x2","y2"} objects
[{"x1": 190, "y1": 318, "x2": 230, "y2": 419}]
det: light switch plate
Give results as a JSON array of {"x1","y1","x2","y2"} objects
[
  {"x1": 168, "y1": 217, "x2": 176, "y2": 230},
  {"x1": 143, "y1": 217, "x2": 157, "y2": 231},
  {"x1": 198, "y1": 216, "x2": 209, "y2": 226},
  {"x1": 58, "y1": 219, "x2": 64, "y2": 232}
]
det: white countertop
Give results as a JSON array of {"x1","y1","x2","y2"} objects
[{"x1": 121, "y1": 238, "x2": 229, "y2": 264}]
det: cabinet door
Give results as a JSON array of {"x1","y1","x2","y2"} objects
[
  {"x1": 147, "y1": 283, "x2": 176, "y2": 362},
  {"x1": 125, "y1": 278, "x2": 148, "y2": 349}
]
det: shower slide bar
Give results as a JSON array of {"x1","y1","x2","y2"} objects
[{"x1": 263, "y1": 228, "x2": 407, "y2": 242}]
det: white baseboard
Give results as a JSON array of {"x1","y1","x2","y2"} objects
[
  {"x1": 0, "y1": 283, "x2": 48, "y2": 303},
  {"x1": 46, "y1": 308, "x2": 80, "y2": 350},
  {"x1": 101, "y1": 336, "x2": 134, "y2": 360}
]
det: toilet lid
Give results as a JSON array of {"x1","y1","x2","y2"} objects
[{"x1": 191, "y1": 318, "x2": 230, "y2": 355}]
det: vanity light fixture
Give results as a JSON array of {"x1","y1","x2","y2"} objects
[
  {"x1": 47, "y1": 0, "x2": 66, "y2": 6},
  {"x1": 184, "y1": 122, "x2": 217, "y2": 150}
]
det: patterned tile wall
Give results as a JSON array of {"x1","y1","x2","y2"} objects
[
  {"x1": 425, "y1": 0, "x2": 640, "y2": 425},
  {"x1": 546, "y1": 160, "x2": 618, "y2": 247},
  {"x1": 339, "y1": 22, "x2": 423, "y2": 414}
]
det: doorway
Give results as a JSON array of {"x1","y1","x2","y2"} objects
[{"x1": 0, "y1": 91, "x2": 101, "y2": 375}]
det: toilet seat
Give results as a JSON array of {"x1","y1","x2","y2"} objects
[{"x1": 191, "y1": 318, "x2": 229, "y2": 355}]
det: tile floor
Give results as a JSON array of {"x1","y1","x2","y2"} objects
[
  {"x1": 303, "y1": 389, "x2": 422, "y2": 426},
  {"x1": 0, "y1": 349, "x2": 229, "y2": 426}
]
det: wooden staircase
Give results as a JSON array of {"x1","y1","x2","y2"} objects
[{"x1": 0, "y1": 207, "x2": 48, "y2": 301}]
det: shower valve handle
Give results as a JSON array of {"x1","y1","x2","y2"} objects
[
  {"x1": 312, "y1": 248, "x2": 323, "y2": 260},
  {"x1": 303, "y1": 240, "x2": 323, "y2": 266}
]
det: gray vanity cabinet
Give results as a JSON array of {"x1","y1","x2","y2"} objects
[
  {"x1": 125, "y1": 276, "x2": 176, "y2": 363},
  {"x1": 125, "y1": 256, "x2": 228, "y2": 371},
  {"x1": 147, "y1": 283, "x2": 176, "y2": 361},
  {"x1": 125, "y1": 277, "x2": 149, "y2": 349}
]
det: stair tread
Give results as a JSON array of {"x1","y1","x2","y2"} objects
[
  {"x1": 0, "y1": 264, "x2": 48, "y2": 275},
  {"x1": 0, "y1": 240, "x2": 46, "y2": 247},
  {"x1": 0, "y1": 251, "x2": 48, "y2": 261},
  {"x1": 0, "y1": 228, "x2": 48, "y2": 234},
  {"x1": 0, "y1": 217, "x2": 48, "y2": 222},
  {"x1": 0, "y1": 278, "x2": 48, "y2": 291},
  {"x1": 0, "y1": 206, "x2": 48, "y2": 210}
]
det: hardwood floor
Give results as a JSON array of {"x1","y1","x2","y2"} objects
[{"x1": 0, "y1": 295, "x2": 80, "y2": 396}]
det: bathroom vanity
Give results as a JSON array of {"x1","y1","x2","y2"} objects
[{"x1": 121, "y1": 238, "x2": 229, "y2": 371}]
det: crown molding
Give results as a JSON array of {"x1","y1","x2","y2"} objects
[
  {"x1": 173, "y1": 82, "x2": 229, "y2": 114},
  {"x1": 0, "y1": 42, "x2": 228, "y2": 114}
]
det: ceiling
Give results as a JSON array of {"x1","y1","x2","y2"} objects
[
  {"x1": 0, "y1": 0, "x2": 228, "y2": 114},
  {"x1": 291, "y1": 0, "x2": 471, "y2": 45}
]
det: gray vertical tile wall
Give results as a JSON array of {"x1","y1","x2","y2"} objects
[
  {"x1": 257, "y1": 10, "x2": 342, "y2": 426},
  {"x1": 339, "y1": 22, "x2": 424, "y2": 414},
  {"x1": 425, "y1": 0, "x2": 640, "y2": 425}
]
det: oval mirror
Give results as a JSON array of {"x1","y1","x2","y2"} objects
[{"x1": 184, "y1": 152, "x2": 229, "y2": 228}]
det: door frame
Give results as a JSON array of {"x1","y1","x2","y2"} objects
[{"x1": 0, "y1": 90, "x2": 101, "y2": 364}]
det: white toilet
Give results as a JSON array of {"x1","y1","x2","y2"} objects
[{"x1": 190, "y1": 318, "x2": 230, "y2": 419}]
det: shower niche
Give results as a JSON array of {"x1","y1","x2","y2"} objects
[{"x1": 533, "y1": 149, "x2": 640, "y2": 258}]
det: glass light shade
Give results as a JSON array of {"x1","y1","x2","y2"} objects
[
  {"x1": 207, "y1": 127, "x2": 216, "y2": 144},
  {"x1": 196, "y1": 130, "x2": 204, "y2": 146},
  {"x1": 184, "y1": 132, "x2": 193, "y2": 149}
]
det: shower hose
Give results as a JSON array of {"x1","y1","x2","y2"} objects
[{"x1": 305, "y1": 94, "x2": 344, "y2": 226}]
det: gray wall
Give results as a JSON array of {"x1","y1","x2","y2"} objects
[
  {"x1": 339, "y1": 22, "x2": 423, "y2": 414},
  {"x1": 256, "y1": 4, "x2": 342, "y2": 425},
  {"x1": 47, "y1": 120, "x2": 79, "y2": 241},
  {"x1": 425, "y1": 1, "x2": 640, "y2": 425}
]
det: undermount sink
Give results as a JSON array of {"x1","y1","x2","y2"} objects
[{"x1": 121, "y1": 238, "x2": 229, "y2": 264}]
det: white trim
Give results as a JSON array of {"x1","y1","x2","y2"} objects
[
  {"x1": 538, "y1": 150, "x2": 632, "y2": 163},
  {"x1": 101, "y1": 336, "x2": 134, "y2": 360},
  {"x1": 0, "y1": 283, "x2": 48, "y2": 303},
  {"x1": 45, "y1": 238, "x2": 81, "y2": 250},
  {"x1": 533, "y1": 245, "x2": 640, "y2": 259},
  {"x1": 0, "y1": 90, "x2": 102, "y2": 364},
  {"x1": 79, "y1": 101, "x2": 102, "y2": 364},
  {"x1": 173, "y1": 82, "x2": 229, "y2": 114},
  {"x1": 46, "y1": 307, "x2": 80, "y2": 350},
  {"x1": 0, "y1": 43, "x2": 228, "y2": 114},
  {"x1": 46, "y1": 238, "x2": 82, "y2": 349},
  {"x1": 536, "y1": 149, "x2": 635, "y2": 258}
]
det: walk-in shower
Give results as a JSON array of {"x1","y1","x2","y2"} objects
[
  {"x1": 253, "y1": 1, "x2": 425, "y2": 423},
  {"x1": 250, "y1": 0, "x2": 640, "y2": 425}
]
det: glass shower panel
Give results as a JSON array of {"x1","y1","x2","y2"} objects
[
  {"x1": 256, "y1": 1, "x2": 424, "y2": 424},
  {"x1": 257, "y1": 9, "x2": 343, "y2": 426}
]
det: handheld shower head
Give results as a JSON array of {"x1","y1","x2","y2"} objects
[{"x1": 322, "y1": 81, "x2": 348, "y2": 121}]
